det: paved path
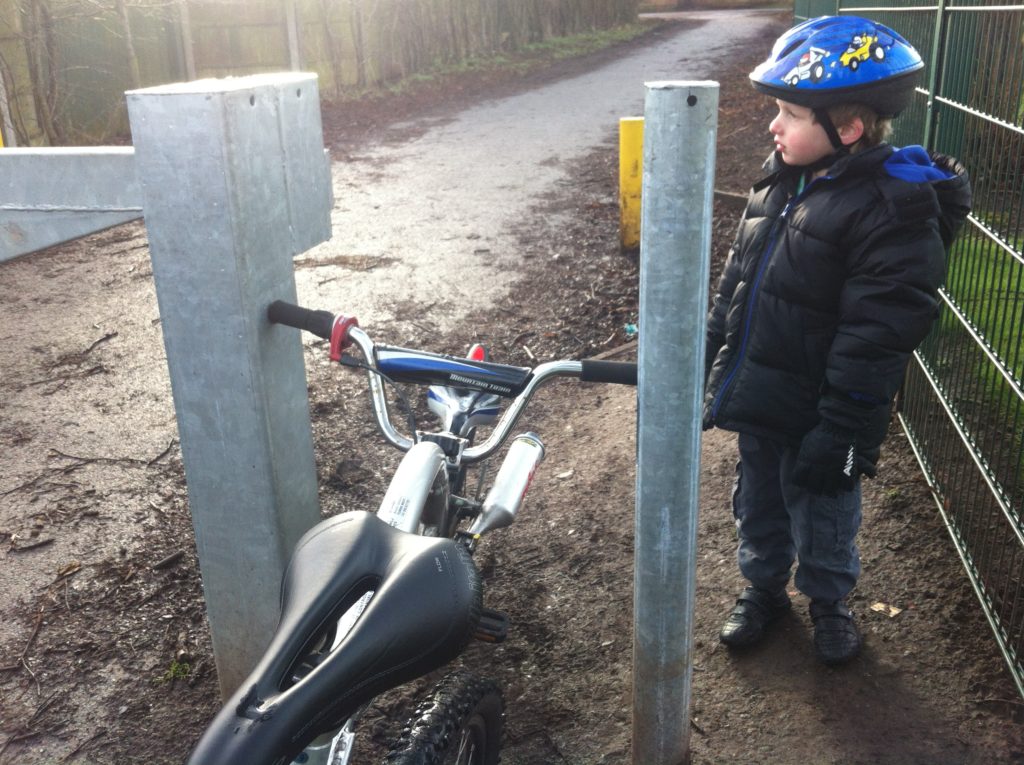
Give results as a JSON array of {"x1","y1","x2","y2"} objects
[{"x1": 300, "y1": 10, "x2": 780, "y2": 330}]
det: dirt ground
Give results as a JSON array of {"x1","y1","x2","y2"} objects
[{"x1": 2, "y1": 14, "x2": 1024, "y2": 765}]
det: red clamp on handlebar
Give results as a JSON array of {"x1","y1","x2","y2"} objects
[{"x1": 329, "y1": 314, "x2": 359, "y2": 362}]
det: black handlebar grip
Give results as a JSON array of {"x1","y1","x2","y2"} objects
[
  {"x1": 267, "y1": 300, "x2": 335, "y2": 341},
  {"x1": 580, "y1": 360, "x2": 638, "y2": 386}
]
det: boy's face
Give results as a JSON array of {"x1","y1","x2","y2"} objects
[{"x1": 769, "y1": 100, "x2": 834, "y2": 167}]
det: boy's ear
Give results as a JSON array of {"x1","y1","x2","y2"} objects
[{"x1": 839, "y1": 116, "x2": 865, "y2": 147}]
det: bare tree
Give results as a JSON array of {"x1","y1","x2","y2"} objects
[
  {"x1": 0, "y1": 0, "x2": 643, "y2": 143},
  {"x1": 22, "y1": 0, "x2": 65, "y2": 144}
]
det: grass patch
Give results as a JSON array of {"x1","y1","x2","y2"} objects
[
  {"x1": 157, "y1": 659, "x2": 192, "y2": 684},
  {"x1": 942, "y1": 229, "x2": 1024, "y2": 375},
  {"x1": 927, "y1": 218, "x2": 1024, "y2": 493}
]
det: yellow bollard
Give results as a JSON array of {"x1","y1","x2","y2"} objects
[{"x1": 619, "y1": 116, "x2": 643, "y2": 250}]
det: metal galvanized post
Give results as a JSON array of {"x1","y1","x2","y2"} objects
[
  {"x1": 634, "y1": 80, "x2": 718, "y2": 765},
  {"x1": 0, "y1": 148, "x2": 142, "y2": 261},
  {"x1": 126, "y1": 73, "x2": 332, "y2": 698}
]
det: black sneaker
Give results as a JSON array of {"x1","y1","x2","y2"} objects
[
  {"x1": 719, "y1": 586, "x2": 791, "y2": 647},
  {"x1": 810, "y1": 600, "x2": 861, "y2": 665}
]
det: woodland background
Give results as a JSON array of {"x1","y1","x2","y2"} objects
[{"x1": 0, "y1": 0, "x2": 642, "y2": 144}]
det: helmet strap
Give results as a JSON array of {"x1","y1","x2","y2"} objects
[
  {"x1": 803, "y1": 149, "x2": 847, "y2": 175},
  {"x1": 813, "y1": 107, "x2": 845, "y2": 150}
]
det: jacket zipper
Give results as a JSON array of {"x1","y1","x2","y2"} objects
[{"x1": 710, "y1": 178, "x2": 824, "y2": 421}]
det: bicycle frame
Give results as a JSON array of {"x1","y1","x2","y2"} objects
[{"x1": 376, "y1": 441, "x2": 450, "y2": 533}]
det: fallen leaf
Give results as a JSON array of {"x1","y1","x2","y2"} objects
[{"x1": 870, "y1": 601, "x2": 903, "y2": 618}]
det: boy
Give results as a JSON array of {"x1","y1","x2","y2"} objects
[{"x1": 703, "y1": 16, "x2": 972, "y2": 664}]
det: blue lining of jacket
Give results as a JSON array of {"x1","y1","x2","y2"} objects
[{"x1": 884, "y1": 145, "x2": 955, "y2": 183}]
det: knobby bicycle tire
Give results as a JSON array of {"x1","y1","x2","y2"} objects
[{"x1": 383, "y1": 670, "x2": 504, "y2": 765}]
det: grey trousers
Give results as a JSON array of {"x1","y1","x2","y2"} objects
[{"x1": 732, "y1": 432, "x2": 862, "y2": 604}]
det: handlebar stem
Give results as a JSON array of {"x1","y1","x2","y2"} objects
[
  {"x1": 346, "y1": 326, "x2": 582, "y2": 463},
  {"x1": 462, "y1": 360, "x2": 581, "y2": 463}
]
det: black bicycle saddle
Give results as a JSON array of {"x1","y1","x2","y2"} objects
[{"x1": 187, "y1": 511, "x2": 482, "y2": 765}]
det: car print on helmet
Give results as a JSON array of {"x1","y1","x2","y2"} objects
[
  {"x1": 784, "y1": 46, "x2": 827, "y2": 86},
  {"x1": 840, "y1": 33, "x2": 886, "y2": 71}
]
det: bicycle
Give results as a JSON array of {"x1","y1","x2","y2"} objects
[{"x1": 187, "y1": 300, "x2": 638, "y2": 765}]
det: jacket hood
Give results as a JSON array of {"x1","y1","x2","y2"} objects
[
  {"x1": 925, "y1": 150, "x2": 972, "y2": 249},
  {"x1": 884, "y1": 144, "x2": 952, "y2": 182}
]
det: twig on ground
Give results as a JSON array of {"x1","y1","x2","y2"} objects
[
  {"x1": 1, "y1": 472, "x2": 85, "y2": 497},
  {"x1": 146, "y1": 439, "x2": 177, "y2": 466},
  {"x1": 49, "y1": 439, "x2": 177, "y2": 468},
  {"x1": 976, "y1": 697, "x2": 1024, "y2": 707},
  {"x1": 84, "y1": 332, "x2": 118, "y2": 355},
  {"x1": 152, "y1": 550, "x2": 185, "y2": 571},
  {"x1": 9, "y1": 538, "x2": 55, "y2": 553},
  {"x1": 0, "y1": 691, "x2": 61, "y2": 759},
  {"x1": 20, "y1": 606, "x2": 46, "y2": 663},
  {"x1": 592, "y1": 339, "x2": 636, "y2": 360},
  {"x1": 29, "y1": 364, "x2": 106, "y2": 388},
  {"x1": 62, "y1": 729, "x2": 108, "y2": 761},
  {"x1": 21, "y1": 657, "x2": 40, "y2": 696},
  {"x1": 136, "y1": 582, "x2": 175, "y2": 607},
  {"x1": 0, "y1": 476, "x2": 43, "y2": 497}
]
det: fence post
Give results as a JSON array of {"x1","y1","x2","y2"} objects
[
  {"x1": 126, "y1": 72, "x2": 332, "y2": 697},
  {"x1": 633, "y1": 80, "x2": 718, "y2": 765},
  {"x1": 922, "y1": 0, "x2": 949, "y2": 149}
]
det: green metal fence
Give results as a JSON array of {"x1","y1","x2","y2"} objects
[{"x1": 795, "y1": 0, "x2": 1024, "y2": 697}]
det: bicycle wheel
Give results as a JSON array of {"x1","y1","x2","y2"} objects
[{"x1": 384, "y1": 671, "x2": 503, "y2": 765}]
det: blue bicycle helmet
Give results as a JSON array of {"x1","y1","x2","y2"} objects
[{"x1": 750, "y1": 16, "x2": 924, "y2": 118}]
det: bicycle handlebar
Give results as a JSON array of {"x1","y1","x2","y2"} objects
[
  {"x1": 580, "y1": 359, "x2": 638, "y2": 386},
  {"x1": 268, "y1": 300, "x2": 637, "y2": 463},
  {"x1": 268, "y1": 300, "x2": 335, "y2": 341}
]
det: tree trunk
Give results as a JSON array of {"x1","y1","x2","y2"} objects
[
  {"x1": 318, "y1": 0, "x2": 344, "y2": 96},
  {"x1": 23, "y1": 0, "x2": 64, "y2": 144},
  {"x1": 115, "y1": 0, "x2": 142, "y2": 90},
  {"x1": 0, "y1": 52, "x2": 18, "y2": 146},
  {"x1": 350, "y1": 0, "x2": 367, "y2": 88}
]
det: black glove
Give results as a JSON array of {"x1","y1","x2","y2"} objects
[{"x1": 792, "y1": 419, "x2": 861, "y2": 497}]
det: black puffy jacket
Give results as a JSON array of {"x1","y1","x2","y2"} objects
[{"x1": 703, "y1": 144, "x2": 971, "y2": 462}]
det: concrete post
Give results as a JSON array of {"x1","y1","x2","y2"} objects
[
  {"x1": 126, "y1": 72, "x2": 332, "y2": 697},
  {"x1": 633, "y1": 81, "x2": 718, "y2": 765}
]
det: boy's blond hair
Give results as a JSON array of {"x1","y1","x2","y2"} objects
[{"x1": 825, "y1": 103, "x2": 893, "y2": 149}]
